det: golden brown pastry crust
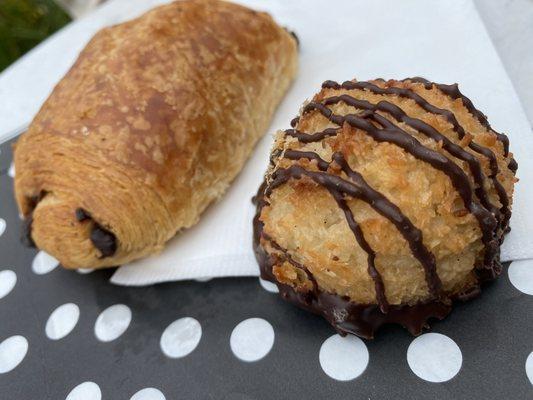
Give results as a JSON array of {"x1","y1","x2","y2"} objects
[
  {"x1": 14, "y1": 0, "x2": 298, "y2": 268},
  {"x1": 254, "y1": 78, "x2": 517, "y2": 337}
]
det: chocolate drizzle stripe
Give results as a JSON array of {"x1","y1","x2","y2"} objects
[
  {"x1": 330, "y1": 191, "x2": 389, "y2": 313},
  {"x1": 508, "y1": 157, "x2": 518, "y2": 173},
  {"x1": 285, "y1": 127, "x2": 339, "y2": 143},
  {"x1": 290, "y1": 116, "x2": 300, "y2": 128},
  {"x1": 321, "y1": 79, "x2": 513, "y2": 230},
  {"x1": 284, "y1": 149, "x2": 329, "y2": 171}
]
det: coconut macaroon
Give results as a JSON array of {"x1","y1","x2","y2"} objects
[{"x1": 253, "y1": 78, "x2": 517, "y2": 339}]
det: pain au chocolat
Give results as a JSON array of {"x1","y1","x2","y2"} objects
[
  {"x1": 253, "y1": 78, "x2": 517, "y2": 339},
  {"x1": 13, "y1": 0, "x2": 298, "y2": 269}
]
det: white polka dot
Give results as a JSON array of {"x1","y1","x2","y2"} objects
[
  {"x1": 0, "y1": 335, "x2": 28, "y2": 374},
  {"x1": 77, "y1": 268, "x2": 94, "y2": 274},
  {"x1": 319, "y1": 334, "x2": 369, "y2": 381},
  {"x1": 508, "y1": 260, "x2": 533, "y2": 295},
  {"x1": 130, "y1": 388, "x2": 166, "y2": 400},
  {"x1": 0, "y1": 218, "x2": 5, "y2": 237},
  {"x1": 32, "y1": 251, "x2": 59, "y2": 275},
  {"x1": 407, "y1": 333, "x2": 462, "y2": 382},
  {"x1": 8, "y1": 163, "x2": 15, "y2": 178},
  {"x1": 46, "y1": 303, "x2": 80, "y2": 340},
  {"x1": 195, "y1": 277, "x2": 212, "y2": 282},
  {"x1": 160, "y1": 317, "x2": 202, "y2": 358},
  {"x1": 94, "y1": 304, "x2": 132, "y2": 342},
  {"x1": 526, "y1": 351, "x2": 533, "y2": 386},
  {"x1": 259, "y1": 278, "x2": 279, "y2": 293},
  {"x1": 0, "y1": 270, "x2": 16, "y2": 300},
  {"x1": 230, "y1": 318, "x2": 274, "y2": 362},
  {"x1": 66, "y1": 382, "x2": 101, "y2": 400}
]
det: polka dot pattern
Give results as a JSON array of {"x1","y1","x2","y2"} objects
[
  {"x1": 130, "y1": 388, "x2": 166, "y2": 400},
  {"x1": 32, "y1": 251, "x2": 60, "y2": 275},
  {"x1": 66, "y1": 382, "x2": 101, "y2": 400},
  {"x1": 0, "y1": 335, "x2": 28, "y2": 374},
  {"x1": 160, "y1": 317, "x2": 202, "y2": 359},
  {"x1": 0, "y1": 270, "x2": 16, "y2": 300},
  {"x1": 46, "y1": 303, "x2": 80, "y2": 340},
  {"x1": 319, "y1": 334, "x2": 369, "y2": 381},
  {"x1": 407, "y1": 333, "x2": 462, "y2": 382},
  {"x1": 258, "y1": 278, "x2": 278, "y2": 293},
  {"x1": 77, "y1": 268, "x2": 94, "y2": 274},
  {"x1": 230, "y1": 318, "x2": 274, "y2": 362},
  {"x1": 1, "y1": 101, "x2": 532, "y2": 398},
  {"x1": 7, "y1": 162, "x2": 15, "y2": 178},
  {"x1": 508, "y1": 260, "x2": 533, "y2": 295},
  {"x1": 526, "y1": 352, "x2": 533, "y2": 386},
  {"x1": 94, "y1": 304, "x2": 132, "y2": 342}
]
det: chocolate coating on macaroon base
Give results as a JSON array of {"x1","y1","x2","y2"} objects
[{"x1": 254, "y1": 216, "x2": 451, "y2": 339}]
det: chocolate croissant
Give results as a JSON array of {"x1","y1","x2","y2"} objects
[
  {"x1": 14, "y1": 0, "x2": 298, "y2": 269},
  {"x1": 254, "y1": 78, "x2": 517, "y2": 338}
]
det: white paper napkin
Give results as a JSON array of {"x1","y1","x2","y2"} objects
[{"x1": 0, "y1": 0, "x2": 531, "y2": 286}]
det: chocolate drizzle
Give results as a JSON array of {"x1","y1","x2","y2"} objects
[
  {"x1": 408, "y1": 77, "x2": 511, "y2": 155},
  {"x1": 321, "y1": 79, "x2": 514, "y2": 231},
  {"x1": 290, "y1": 116, "x2": 300, "y2": 128},
  {"x1": 254, "y1": 78, "x2": 515, "y2": 338},
  {"x1": 329, "y1": 190, "x2": 388, "y2": 313},
  {"x1": 286, "y1": 127, "x2": 339, "y2": 143}
]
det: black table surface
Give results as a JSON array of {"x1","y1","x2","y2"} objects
[{"x1": 0, "y1": 137, "x2": 532, "y2": 400}]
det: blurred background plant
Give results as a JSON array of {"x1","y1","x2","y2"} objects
[
  {"x1": 0, "y1": 0, "x2": 70, "y2": 72},
  {"x1": 0, "y1": 0, "x2": 102, "y2": 72}
]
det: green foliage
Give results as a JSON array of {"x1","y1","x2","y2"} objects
[{"x1": 0, "y1": 0, "x2": 71, "y2": 72}]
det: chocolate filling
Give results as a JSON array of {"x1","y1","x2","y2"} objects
[
  {"x1": 90, "y1": 224, "x2": 117, "y2": 258},
  {"x1": 76, "y1": 208, "x2": 117, "y2": 258},
  {"x1": 253, "y1": 78, "x2": 515, "y2": 338},
  {"x1": 21, "y1": 214, "x2": 35, "y2": 248}
]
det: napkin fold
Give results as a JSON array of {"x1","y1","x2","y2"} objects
[{"x1": 0, "y1": 0, "x2": 531, "y2": 286}]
